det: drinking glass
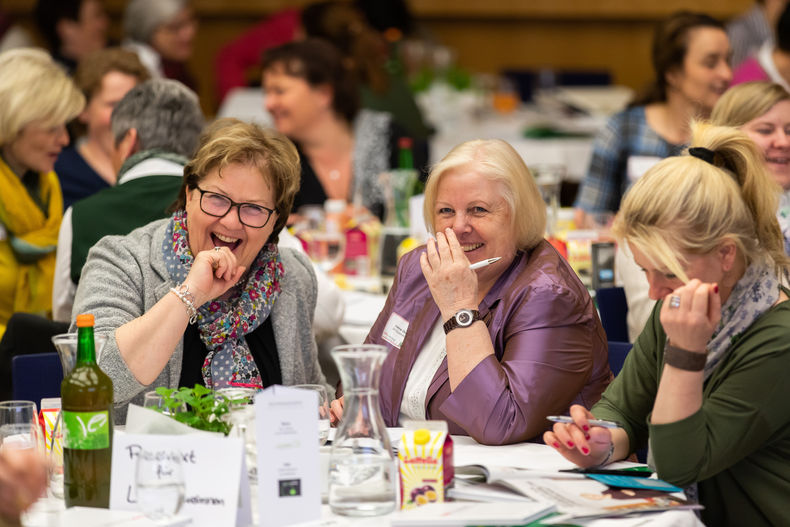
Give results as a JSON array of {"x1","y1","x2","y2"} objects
[
  {"x1": 302, "y1": 231, "x2": 345, "y2": 273},
  {"x1": 531, "y1": 164, "x2": 565, "y2": 237},
  {"x1": 0, "y1": 401, "x2": 46, "y2": 508},
  {"x1": 292, "y1": 384, "x2": 330, "y2": 446},
  {"x1": 142, "y1": 391, "x2": 186, "y2": 416},
  {"x1": 135, "y1": 448, "x2": 185, "y2": 520},
  {"x1": 0, "y1": 400, "x2": 41, "y2": 451},
  {"x1": 48, "y1": 411, "x2": 64, "y2": 499},
  {"x1": 216, "y1": 387, "x2": 258, "y2": 485}
]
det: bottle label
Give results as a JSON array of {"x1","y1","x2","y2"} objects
[{"x1": 63, "y1": 410, "x2": 110, "y2": 450}]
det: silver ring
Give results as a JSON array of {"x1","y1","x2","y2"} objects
[
  {"x1": 213, "y1": 246, "x2": 221, "y2": 252},
  {"x1": 669, "y1": 295, "x2": 681, "y2": 309}
]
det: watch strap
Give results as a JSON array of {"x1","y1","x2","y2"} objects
[{"x1": 443, "y1": 309, "x2": 481, "y2": 334}]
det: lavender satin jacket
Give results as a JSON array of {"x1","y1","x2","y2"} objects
[{"x1": 366, "y1": 240, "x2": 612, "y2": 445}]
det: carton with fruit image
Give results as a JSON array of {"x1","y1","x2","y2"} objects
[{"x1": 398, "y1": 420, "x2": 454, "y2": 510}]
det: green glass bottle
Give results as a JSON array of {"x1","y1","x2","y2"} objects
[{"x1": 61, "y1": 313, "x2": 114, "y2": 508}]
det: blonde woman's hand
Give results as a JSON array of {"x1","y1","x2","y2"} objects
[
  {"x1": 543, "y1": 405, "x2": 614, "y2": 468},
  {"x1": 660, "y1": 279, "x2": 721, "y2": 352},
  {"x1": 419, "y1": 228, "x2": 478, "y2": 321}
]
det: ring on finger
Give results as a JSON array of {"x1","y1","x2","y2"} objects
[
  {"x1": 213, "y1": 246, "x2": 221, "y2": 252},
  {"x1": 669, "y1": 295, "x2": 681, "y2": 309}
]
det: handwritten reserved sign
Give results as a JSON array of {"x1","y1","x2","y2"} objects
[{"x1": 110, "y1": 431, "x2": 251, "y2": 527}]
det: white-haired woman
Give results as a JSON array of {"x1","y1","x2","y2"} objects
[
  {"x1": 0, "y1": 49, "x2": 84, "y2": 338},
  {"x1": 331, "y1": 139, "x2": 612, "y2": 445},
  {"x1": 123, "y1": 0, "x2": 198, "y2": 90},
  {"x1": 545, "y1": 122, "x2": 790, "y2": 525}
]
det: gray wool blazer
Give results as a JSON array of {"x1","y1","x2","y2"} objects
[{"x1": 71, "y1": 219, "x2": 327, "y2": 423}]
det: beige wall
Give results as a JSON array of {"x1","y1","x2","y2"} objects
[{"x1": 6, "y1": 0, "x2": 754, "y2": 115}]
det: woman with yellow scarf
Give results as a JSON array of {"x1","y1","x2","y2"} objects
[{"x1": 0, "y1": 49, "x2": 84, "y2": 338}]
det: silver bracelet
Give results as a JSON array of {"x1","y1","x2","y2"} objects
[
  {"x1": 170, "y1": 284, "x2": 197, "y2": 324},
  {"x1": 595, "y1": 441, "x2": 615, "y2": 467}
]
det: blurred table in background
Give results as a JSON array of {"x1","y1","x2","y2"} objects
[{"x1": 216, "y1": 86, "x2": 633, "y2": 187}]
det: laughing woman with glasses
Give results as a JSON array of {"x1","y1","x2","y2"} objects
[{"x1": 72, "y1": 118, "x2": 328, "y2": 422}]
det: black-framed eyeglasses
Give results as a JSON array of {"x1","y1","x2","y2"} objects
[{"x1": 194, "y1": 185, "x2": 276, "y2": 228}]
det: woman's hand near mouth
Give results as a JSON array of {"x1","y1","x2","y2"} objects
[
  {"x1": 184, "y1": 246, "x2": 246, "y2": 306},
  {"x1": 420, "y1": 228, "x2": 479, "y2": 321}
]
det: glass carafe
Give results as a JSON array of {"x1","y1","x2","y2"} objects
[{"x1": 329, "y1": 344, "x2": 396, "y2": 516}]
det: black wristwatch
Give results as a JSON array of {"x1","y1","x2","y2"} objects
[{"x1": 443, "y1": 309, "x2": 481, "y2": 334}]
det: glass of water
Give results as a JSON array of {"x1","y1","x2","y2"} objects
[
  {"x1": 302, "y1": 231, "x2": 345, "y2": 274},
  {"x1": 292, "y1": 384, "x2": 330, "y2": 445},
  {"x1": 143, "y1": 390, "x2": 186, "y2": 416},
  {"x1": 135, "y1": 448, "x2": 185, "y2": 519},
  {"x1": 0, "y1": 400, "x2": 41, "y2": 451}
]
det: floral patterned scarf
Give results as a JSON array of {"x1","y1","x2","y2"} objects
[{"x1": 162, "y1": 210, "x2": 283, "y2": 389}]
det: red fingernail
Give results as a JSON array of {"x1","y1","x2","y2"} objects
[
  {"x1": 567, "y1": 441, "x2": 574, "y2": 448},
  {"x1": 552, "y1": 442, "x2": 560, "y2": 449},
  {"x1": 714, "y1": 285, "x2": 719, "y2": 293},
  {"x1": 582, "y1": 425, "x2": 589, "y2": 431},
  {"x1": 582, "y1": 447, "x2": 589, "y2": 454},
  {"x1": 585, "y1": 434, "x2": 591, "y2": 440}
]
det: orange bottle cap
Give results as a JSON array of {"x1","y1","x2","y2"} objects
[{"x1": 76, "y1": 313, "x2": 95, "y2": 327}]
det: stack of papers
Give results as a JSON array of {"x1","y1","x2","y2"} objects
[{"x1": 390, "y1": 501, "x2": 555, "y2": 526}]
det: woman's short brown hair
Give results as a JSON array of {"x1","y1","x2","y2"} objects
[
  {"x1": 172, "y1": 118, "x2": 301, "y2": 244},
  {"x1": 74, "y1": 47, "x2": 150, "y2": 100}
]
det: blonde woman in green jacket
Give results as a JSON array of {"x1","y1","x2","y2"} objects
[{"x1": 545, "y1": 122, "x2": 790, "y2": 526}]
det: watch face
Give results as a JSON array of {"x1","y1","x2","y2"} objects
[{"x1": 456, "y1": 310, "x2": 473, "y2": 325}]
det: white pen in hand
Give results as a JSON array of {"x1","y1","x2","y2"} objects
[
  {"x1": 469, "y1": 257, "x2": 502, "y2": 270},
  {"x1": 547, "y1": 415, "x2": 620, "y2": 429}
]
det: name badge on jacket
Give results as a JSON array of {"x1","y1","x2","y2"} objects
[{"x1": 382, "y1": 312, "x2": 409, "y2": 349}]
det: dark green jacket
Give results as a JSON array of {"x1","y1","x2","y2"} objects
[
  {"x1": 70, "y1": 174, "x2": 182, "y2": 284},
  {"x1": 593, "y1": 297, "x2": 790, "y2": 526}
]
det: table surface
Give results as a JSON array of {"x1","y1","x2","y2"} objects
[{"x1": 24, "y1": 436, "x2": 702, "y2": 527}]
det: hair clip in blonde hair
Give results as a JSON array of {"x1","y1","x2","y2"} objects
[{"x1": 688, "y1": 147, "x2": 715, "y2": 165}]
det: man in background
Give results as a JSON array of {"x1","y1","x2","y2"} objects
[{"x1": 52, "y1": 78, "x2": 204, "y2": 320}]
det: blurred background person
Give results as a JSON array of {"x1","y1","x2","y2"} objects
[
  {"x1": 332, "y1": 139, "x2": 611, "y2": 444},
  {"x1": 214, "y1": 0, "x2": 429, "y2": 138},
  {"x1": 546, "y1": 122, "x2": 790, "y2": 526},
  {"x1": 0, "y1": 49, "x2": 84, "y2": 338},
  {"x1": 123, "y1": 0, "x2": 198, "y2": 91},
  {"x1": 262, "y1": 39, "x2": 426, "y2": 221},
  {"x1": 574, "y1": 11, "x2": 732, "y2": 228},
  {"x1": 72, "y1": 119, "x2": 328, "y2": 423},
  {"x1": 55, "y1": 47, "x2": 150, "y2": 210},
  {"x1": 0, "y1": 2, "x2": 33, "y2": 53},
  {"x1": 299, "y1": 1, "x2": 431, "y2": 143},
  {"x1": 33, "y1": 0, "x2": 108, "y2": 74},
  {"x1": 53, "y1": 78, "x2": 204, "y2": 322},
  {"x1": 622, "y1": 81, "x2": 790, "y2": 343},
  {"x1": 732, "y1": 2, "x2": 790, "y2": 91},
  {"x1": 712, "y1": 82, "x2": 790, "y2": 249},
  {"x1": 727, "y1": 0, "x2": 788, "y2": 69}
]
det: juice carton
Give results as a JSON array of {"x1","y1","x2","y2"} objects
[
  {"x1": 40, "y1": 397, "x2": 61, "y2": 454},
  {"x1": 399, "y1": 420, "x2": 454, "y2": 510}
]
